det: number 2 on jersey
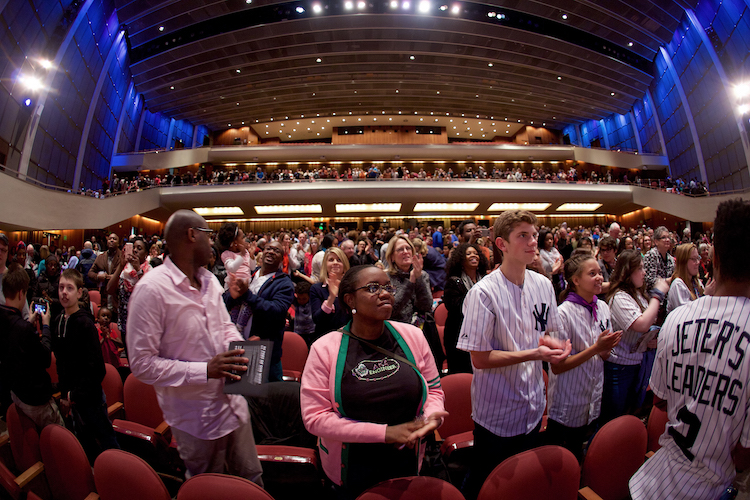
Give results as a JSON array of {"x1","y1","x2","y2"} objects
[{"x1": 668, "y1": 406, "x2": 701, "y2": 461}]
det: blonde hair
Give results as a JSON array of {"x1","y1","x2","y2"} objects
[
  {"x1": 385, "y1": 235, "x2": 415, "y2": 275},
  {"x1": 672, "y1": 243, "x2": 704, "y2": 300},
  {"x1": 411, "y1": 238, "x2": 429, "y2": 257},
  {"x1": 318, "y1": 247, "x2": 350, "y2": 283}
]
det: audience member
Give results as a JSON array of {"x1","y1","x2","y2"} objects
[
  {"x1": 0, "y1": 263, "x2": 64, "y2": 429},
  {"x1": 107, "y1": 236, "x2": 150, "y2": 353},
  {"x1": 666, "y1": 243, "x2": 705, "y2": 314},
  {"x1": 300, "y1": 265, "x2": 446, "y2": 498},
  {"x1": 546, "y1": 253, "x2": 621, "y2": 460},
  {"x1": 52, "y1": 269, "x2": 119, "y2": 459},
  {"x1": 602, "y1": 250, "x2": 668, "y2": 423},
  {"x1": 127, "y1": 210, "x2": 263, "y2": 483},
  {"x1": 457, "y1": 210, "x2": 571, "y2": 497},
  {"x1": 310, "y1": 247, "x2": 350, "y2": 346},
  {"x1": 293, "y1": 281, "x2": 315, "y2": 344},
  {"x1": 225, "y1": 240, "x2": 294, "y2": 382},
  {"x1": 96, "y1": 306, "x2": 122, "y2": 367},
  {"x1": 630, "y1": 199, "x2": 750, "y2": 500},
  {"x1": 384, "y1": 235, "x2": 432, "y2": 325},
  {"x1": 443, "y1": 243, "x2": 488, "y2": 374},
  {"x1": 596, "y1": 236, "x2": 617, "y2": 297},
  {"x1": 88, "y1": 233, "x2": 123, "y2": 316},
  {"x1": 37, "y1": 255, "x2": 62, "y2": 318}
]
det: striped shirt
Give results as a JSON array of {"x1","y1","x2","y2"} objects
[
  {"x1": 457, "y1": 268, "x2": 564, "y2": 437},
  {"x1": 608, "y1": 291, "x2": 649, "y2": 365},
  {"x1": 629, "y1": 296, "x2": 750, "y2": 500},
  {"x1": 548, "y1": 300, "x2": 611, "y2": 428}
]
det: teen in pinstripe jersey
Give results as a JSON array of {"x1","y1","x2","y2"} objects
[
  {"x1": 630, "y1": 199, "x2": 750, "y2": 500},
  {"x1": 456, "y1": 210, "x2": 572, "y2": 496},
  {"x1": 546, "y1": 253, "x2": 622, "y2": 461}
]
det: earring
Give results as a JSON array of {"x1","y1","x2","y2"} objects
[{"x1": 351, "y1": 308, "x2": 357, "y2": 315}]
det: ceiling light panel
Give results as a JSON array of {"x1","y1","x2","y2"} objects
[
  {"x1": 336, "y1": 203, "x2": 402, "y2": 213},
  {"x1": 488, "y1": 203, "x2": 551, "y2": 211},
  {"x1": 255, "y1": 204, "x2": 323, "y2": 215},
  {"x1": 413, "y1": 203, "x2": 479, "y2": 211},
  {"x1": 555, "y1": 203, "x2": 602, "y2": 211},
  {"x1": 193, "y1": 206, "x2": 244, "y2": 216}
]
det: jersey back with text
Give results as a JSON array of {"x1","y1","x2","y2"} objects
[{"x1": 630, "y1": 296, "x2": 750, "y2": 500}]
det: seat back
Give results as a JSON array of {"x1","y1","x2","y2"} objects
[
  {"x1": 123, "y1": 374, "x2": 164, "y2": 428},
  {"x1": 102, "y1": 363, "x2": 124, "y2": 409},
  {"x1": 439, "y1": 373, "x2": 474, "y2": 439},
  {"x1": 356, "y1": 476, "x2": 465, "y2": 500},
  {"x1": 647, "y1": 405, "x2": 669, "y2": 453},
  {"x1": 176, "y1": 473, "x2": 273, "y2": 500},
  {"x1": 477, "y1": 445, "x2": 580, "y2": 500},
  {"x1": 88, "y1": 290, "x2": 101, "y2": 306},
  {"x1": 582, "y1": 415, "x2": 647, "y2": 500},
  {"x1": 5, "y1": 404, "x2": 42, "y2": 472},
  {"x1": 281, "y1": 331, "x2": 308, "y2": 374},
  {"x1": 47, "y1": 352, "x2": 59, "y2": 385},
  {"x1": 0, "y1": 460, "x2": 24, "y2": 500},
  {"x1": 94, "y1": 449, "x2": 170, "y2": 500},
  {"x1": 434, "y1": 303, "x2": 448, "y2": 327},
  {"x1": 39, "y1": 424, "x2": 96, "y2": 500}
]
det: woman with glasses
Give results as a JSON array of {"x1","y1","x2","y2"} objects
[
  {"x1": 666, "y1": 243, "x2": 705, "y2": 314},
  {"x1": 309, "y1": 247, "x2": 351, "y2": 346},
  {"x1": 301, "y1": 265, "x2": 446, "y2": 499},
  {"x1": 384, "y1": 235, "x2": 432, "y2": 325}
]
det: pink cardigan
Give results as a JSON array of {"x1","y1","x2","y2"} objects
[{"x1": 300, "y1": 320, "x2": 445, "y2": 486}]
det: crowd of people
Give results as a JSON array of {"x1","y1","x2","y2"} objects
[
  {"x1": 68, "y1": 163, "x2": 710, "y2": 199},
  {"x1": 2, "y1": 199, "x2": 745, "y2": 500}
]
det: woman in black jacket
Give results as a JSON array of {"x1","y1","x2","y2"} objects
[{"x1": 443, "y1": 242, "x2": 489, "y2": 374}]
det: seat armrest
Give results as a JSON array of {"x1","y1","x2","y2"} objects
[
  {"x1": 578, "y1": 487, "x2": 604, "y2": 500},
  {"x1": 107, "y1": 402, "x2": 124, "y2": 419},
  {"x1": 15, "y1": 462, "x2": 44, "y2": 488},
  {"x1": 645, "y1": 451, "x2": 655, "y2": 459},
  {"x1": 0, "y1": 433, "x2": 9, "y2": 448},
  {"x1": 154, "y1": 421, "x2": 172, "y2": 443}
]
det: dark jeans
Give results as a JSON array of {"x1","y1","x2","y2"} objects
[
  {"x1": 269, "y1": 360, "x2": 283, "y2": 382},
  {"x1": 601, "y1": 361, "x2": 640, "y2": 424},
  {"x1": 544, "y1": 418, "x2": 596, "y2": 463},
  {"x1": 464, "y1": 420, "x2": 542, "y2": 499},
  {"x1": 72, "y1": 389, "x2": 120, "y2": 461}
]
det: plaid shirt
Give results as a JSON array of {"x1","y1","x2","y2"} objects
[{"x1": 642, "y1": 247, "x2": 675, "y2": 290}]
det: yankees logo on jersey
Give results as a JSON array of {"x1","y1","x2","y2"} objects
[{"x1": 533, "y1": 303, "x2": 549, "y2": 331}]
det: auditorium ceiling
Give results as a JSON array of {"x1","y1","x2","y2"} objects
[{"x1": 115, "y1": 0, "x2": 698, "y2": 140}]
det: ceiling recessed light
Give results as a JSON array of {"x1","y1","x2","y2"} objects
[
  {"x1": 610, "y1": 92, "x2": 615, "y2": 96},
  {"x1": 316, "y1": 58, "x2": 322, "y2": 63},
  {"x1": 345, "y1": 0, "x2": 353, "y2": 8},
  {"x1": 194, "y1": 207, "x2": 244, "y2": 216},
  {"x1": 337, "y1": 203, "x2": 402, "y2": 213},
  {"x1": 414, "y1": 203, "x2": 479, "y2": 212},
  {"x1": 170, "y1": 86, "x2": 174, "y2": 89},
  {"x1": 409, "y1": 55, "x2": 416, "y2": 60},
  {"x1": 158, "y1": 26, "x2": 165, "y2": 31},
  {"x1": 561, "y1": 13, "x2": 568, "y2": 19},
  {"x1": 296, "y1": 6, "x2": 305, "y2": 13},
  {"x1": 313, "y1": 4, "x2": 323, "y2": 12},
  {"x1": 255, "y1": 205, "x2": 323, "y2": 215},
  {"x1": 489, "y1": 203, "x2": 550, "y2": 211},
  {"x1": 556, "y1": 203, "x2": 602, "y2": 212},
  {"x1": 488, "y1": 63, "x2": 493, "y2": 67},
  {"x1": 627, "y1": 42, "x2": 633, "y2": 47}
]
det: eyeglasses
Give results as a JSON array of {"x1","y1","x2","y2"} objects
[
  {"x1": 356, "y1": 283, "x2": 395, "y2": 295},
  {"x1": 192, "y1": 227, "x2": 215, "y2": 236},
  {"x1": 689, "y1": 257, "x2": 701, "y2": 262}
]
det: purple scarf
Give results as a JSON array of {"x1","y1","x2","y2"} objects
[{"x1": 564, "y1": 292, "x2": 598, "y2": 322}]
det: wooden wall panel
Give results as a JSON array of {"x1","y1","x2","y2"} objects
[{"x1": 332, "y1": 126, "x2": 448, "y2": 145}]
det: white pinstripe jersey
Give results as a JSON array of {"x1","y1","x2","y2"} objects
[
  {"x1": 457, "y1": 268, "x2": 564, "y2": 437},
  {"x1": 547, "y1": 300, "x2": 612, "y2": 428},
  {"x1": 629, "y1": 296, "x2": 750, "y2": 500}
]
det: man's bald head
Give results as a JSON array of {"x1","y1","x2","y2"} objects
[
  {"x1": 83, "y1": 241, "x2": 93, "y2": 250},
  {"x1": 165, "y1": 210, "x2": 207, "y2": 248}
]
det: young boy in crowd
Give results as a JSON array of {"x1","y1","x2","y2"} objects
[
  {"x1": 52, "y1": 269, "x2": 119, "y2": 459},
  {"x1": 293, "y1": 281, "x2": 315, "y2": 346},
  {"x1": 0, "y1": 263, "x2": 64, "y2": 429},
  {"x1": 457, "y1": 210, "x2": 572, "y2": 497}
]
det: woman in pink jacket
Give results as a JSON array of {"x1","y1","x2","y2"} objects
[{"x1": 301, "y1": 265, "x2": 447, "y2": 498}]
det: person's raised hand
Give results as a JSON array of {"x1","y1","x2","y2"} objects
[
  {"x1": 704, "y1": 278, "x2": 716, "y2": 296},
  {"x1": 595, "y1": 329, "x2": 622, "y2": 353},
  {"x1": 228, "y1": 273, "x2": 249, "y2": 299},
  {"x1": 411, "y1": 253, "x2": 424, "y2": 281},
  {"x1": 653, "y1": 278, "x2": 669, "y2": 295},
  {"x1": 327, "y1": 276, "x2": 341, "y2": 298},
  {"x1": 207, "y1": 349, "x2": 248, "y2": 380},
  {"x1": 538, "y1": 336, "x2": 572, "y2": 363}
]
